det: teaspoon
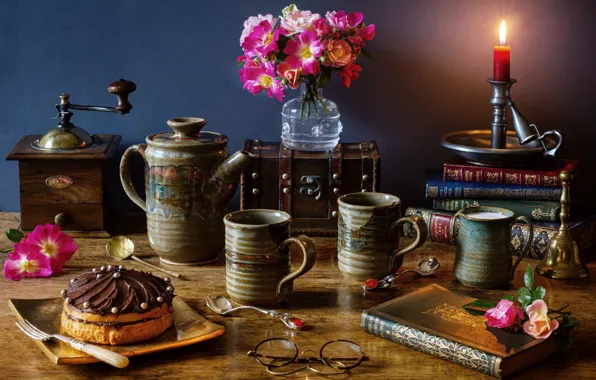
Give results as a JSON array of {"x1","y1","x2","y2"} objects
[
  {"x1": 106, "y1": 236, "x2": 181, "y2": 278},
  {"x1": 205, "y1": 295, "x2": 306, "y2": 330},
  {"x1": 363, "y1": 256, "x2": 441, "y2": 291}
]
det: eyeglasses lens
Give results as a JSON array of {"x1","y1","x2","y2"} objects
[
  {"x1": 321, "y1": 341, "x2": 364, "y2": 370},
  {"x1": 255, "y1": 338, "x2": 298, "y2": 368}
]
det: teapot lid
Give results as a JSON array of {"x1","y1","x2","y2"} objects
[{"x1": 149, "y1": 117, "x2": 227, "y2": 146}]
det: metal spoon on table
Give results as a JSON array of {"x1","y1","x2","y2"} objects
[
  {"x1": 363, "y1": 256, "x2": 441, "y2": 292},
  {"x1": 106, "y1": 236, "x2": 181, "y2": 278},
  {"x1": 206, "y1": 295, "x2": 306, "y2": 331}
]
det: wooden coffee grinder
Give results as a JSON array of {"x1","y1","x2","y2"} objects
[{"x1": 5, "y1": 79, "x2": 136, "y2": 237}]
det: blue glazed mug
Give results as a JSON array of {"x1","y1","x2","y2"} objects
[{"x1": 453, "y1": 206, "x2": 534, "y2": 288}]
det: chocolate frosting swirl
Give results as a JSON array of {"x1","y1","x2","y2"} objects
[{"x1": 64, "y1": 266, "x2": 174, "y2": 315}]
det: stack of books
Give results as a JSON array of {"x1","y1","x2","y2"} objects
[{"x1": 404, "y1": 158, "x2": 596, "y2": 259}]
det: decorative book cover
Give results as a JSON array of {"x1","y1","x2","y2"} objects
[
  {"x1": 432, "y1": 199, "x2": 561, "y2": 222},
  {"x1": 403, "y1": 207, "x2": 596, "y2": 259},
  {"x1": 443, "y1": 158, "x2": 578, "y2": 187},
  {"x1": 361, "y1": 285, "x2": 559, "y2": 378},
  {"x1": 425, "y1": 177, "x2": 562, "y2": 201}
]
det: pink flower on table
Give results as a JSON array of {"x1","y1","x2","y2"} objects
[
  {"x1": 523, "y1": 300, "x2": 560, "y2": 339},
  {"x1": 338, "y1": 62, "x2": 362, "y2": 88},
  {"x1": 322, "y1": 39, "x2": 355, "y2": 68},
  {"x1": 485, "y1": 299, "x2": 524, "y2": 329},
  {"x1": 241, "y1": 20, "x2": 280, "y2": 57},
  {"x1": 26, "y1": 224, "x2": 77, "y2": 273},
  {"x1": 359, "y1": 24, "x2": 376, "y2": 41},
  {"x1": 4, "y1": 243, "x2": 52, "y2": 281},
  {"x1": 277, "y1": 61, "x2": 301, "y2": 89},
  {"x1": 325, "y1": 10, "x2": 364, "y2": 31},
  {"x1": 240, "y1": 14, "x2": 278, "y2": 45},
  {"x1": 283, "y1": 30, "x2": 323, "y2": 75},
  {"x1": 239, "y1": 60, "x2": 286, "y2": 102},
  {"x1": 280, "y1": 8, "x2": 320, "y2": 35}
]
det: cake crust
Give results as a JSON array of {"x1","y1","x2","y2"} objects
[{"x1": 61, "y1": 305, "x2": 175, "y2": 345}]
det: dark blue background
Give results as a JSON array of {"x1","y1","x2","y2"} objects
[{"x1": 2, "y1": 0, "x2": 595, "y2": 213}]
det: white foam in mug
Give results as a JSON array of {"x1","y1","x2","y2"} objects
[{"x1": 466, "y1": 211, "x2": 507, "y2": 220}]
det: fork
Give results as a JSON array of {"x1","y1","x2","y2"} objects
[{"x1": 15, "y1": 319, "x2": 129, "y2": 368}]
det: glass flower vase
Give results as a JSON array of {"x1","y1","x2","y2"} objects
[{"x1": 281, "y1": 84, "x2": 342, "y2": 151}]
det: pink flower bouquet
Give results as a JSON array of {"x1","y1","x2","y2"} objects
[{"x1": 238, "y1": 4, "x2": 375, "y2": 117}]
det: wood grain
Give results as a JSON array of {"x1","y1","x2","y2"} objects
[
  {"x1": 19, "y1": 161, "x2": 102, "y2": 204},
  {"x1": 0, "y1": 212, "x2": 594, "y2": 380},
  {"x1": 20, "y1": 204, "x2": 103, "y2": 231}
]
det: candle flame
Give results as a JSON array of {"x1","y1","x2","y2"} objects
[{"x1": 499, "y1": 20, "x2": 507, "y2": 45}]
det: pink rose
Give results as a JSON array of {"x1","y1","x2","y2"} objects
[
  {"x1": 523, "y1": 300, "x2": 559, "y2": 339},
  {"x1": 280, "y1": 9, "x2": 320, "y2": 35},
  {"x1": 313, "y1": 18, "x2": 331, "y2": 37},
  {"x1": 277, "y1": 61, "x2": 301, "y2": 89},
  {"x1": 325, "y1": 10, "x2": 363, "y2": 31},
  {"x1": 359, "y1": 24, "x2": 376, "y2": 41},
  {"x1": 322, "y1": 39, "x2": 354, "y2": 68},
  {"x1": 240, "y1": 14, "x2": 278, "y2": 45},
  {"x1": 485, "y1": 299, "x2": 524, "y2": 329}
]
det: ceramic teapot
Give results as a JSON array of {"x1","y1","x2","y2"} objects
[{"x1": 120, "y1": 117, "x2": 251, "y2": 265}]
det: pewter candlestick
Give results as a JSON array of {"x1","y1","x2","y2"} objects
[{"x1": 488, "y1": 79, "x2": 516, "y2": 149}]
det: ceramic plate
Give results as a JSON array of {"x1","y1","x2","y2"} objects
[{"x1": 8, "y1": 297, "x2": 225, "y2": 365}]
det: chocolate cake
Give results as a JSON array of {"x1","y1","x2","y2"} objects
[{"x1": 60, "y1": 265, "x2": 175, "y2": 345}]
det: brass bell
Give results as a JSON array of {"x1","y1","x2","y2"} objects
[{"x1": 536, "y1": 171, "x2": 589, "y2": 279}]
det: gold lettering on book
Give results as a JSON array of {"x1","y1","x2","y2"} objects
[
  {"x1": 427, "y1": 186, "x2": 438, "y2": 198},
  {"x1": 524, "y1": 174, "x2": 538, "y2": 186},
  {"x1": 446, "y1": 169, "x2": 459, "y2": 181},
  {"x1": 424, "y1": 303, "x2": 486, "y2": 328},
  {"x1": 464, "y1": 170, "x2": 473, "y2": 181},
  {"x1": 543, "y1": 175, "x2": 557, "y2": 187},
  {"x1": 505, "y1": 173, "x2": 520, "y2": 184},
  {"x1": 485, "y1": 172, "x2": 499, "y2": 183}
]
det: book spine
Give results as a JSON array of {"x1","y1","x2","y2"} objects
[
  {"x1": 432, "y1": 199, "x2": 560, "y2": 222},
  {"x1": 361, "y1": 311, "x2": 501, "y2": 378},
  {"x1": 443, "y1": 163, "x2": 572, "y2": 187},
  {"x1": 426, "y1": 180, "x2": 562, "y2": 201},
  {"x1": 403, "y1": 207, "x2": 593, "y2": 259}
]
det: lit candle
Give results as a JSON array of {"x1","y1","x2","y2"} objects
[{"x1": 493, "y1": 20, "x2": 510, "y2": 81}]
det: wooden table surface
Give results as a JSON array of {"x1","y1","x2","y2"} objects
[{"x1": 0, "y1": 212, "x2": 595, "y2": 379}]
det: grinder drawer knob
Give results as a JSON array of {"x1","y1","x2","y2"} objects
[{"x1": 54, "y1": 212, "x2": 69, "y2": 227}]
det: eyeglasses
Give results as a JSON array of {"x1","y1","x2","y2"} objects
[{"x1": 247, "y1": 338, "x2": 369, "y2": 376}]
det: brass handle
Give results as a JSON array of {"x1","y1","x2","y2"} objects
[
  {"x1": 54, "y1": 212, "x2": 69, "y2": 227},
  {"x1": 107, "y1": 79, "x2": 136, "y2": 114}
]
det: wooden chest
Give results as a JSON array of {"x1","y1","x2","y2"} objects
[
  {"x1": 5, "y1": 134, "x2": 120, "y2": 237},
  {"x1": 240, "y1": 140, "x2": 380, "y2": 236}
]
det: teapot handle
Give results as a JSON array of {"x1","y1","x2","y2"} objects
[
  {"x1": 120, "y1": 144, "x2": 147, "y2": 212},
  {"x1": 510, "y1": 216, "x2": 534, "y2": 278}
]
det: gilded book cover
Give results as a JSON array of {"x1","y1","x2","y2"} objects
[{"x1": 361, "y1": 285, "x2": 558, "y2": 378}]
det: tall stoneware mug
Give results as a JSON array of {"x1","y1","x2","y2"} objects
[
  {"x1": 453, "y1": 206, "x2": 534, "y2": 288},
  {"x1": 224, "y1": 210, "x2": 317, "y2": 306},
  {"x1": 337, "y1": 192, "x2": 428, "y2": 281}
]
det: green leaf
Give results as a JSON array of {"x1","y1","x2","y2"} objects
[
  {"x1": 462, "y1": 299, "x2": 497, "y2": 310},
  {"x1": 277, "y1": 35, "x2": 291, "y2": 52},
  {"x1": 532, "y1": 286, "x2": 546, "y2": 300},
  {"x1": 517, "y1": 287, "x2": 533, "y2": 308},
  {"x1": 524, "y1": 264, "x2": 535, "y2": 290},
  {"x1": 0, "y1": 248, "x2": 13, "y2": 254},
  {"x1": 361, "y1": 48, "x2": 373, "y2": 59},
  {"x1": 560, "y1": 316, "x2": 580, "y2": 331},
  {"x1": 501, "y1": 294, "x2": 515, "y2": 302},
  {"x1": 5, "y1": 229, "x2": 24, "y2": 243}
]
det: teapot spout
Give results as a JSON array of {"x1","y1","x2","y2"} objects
[{"x1": 206, "y1": 150, "x2": 252, "y2": 204}]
